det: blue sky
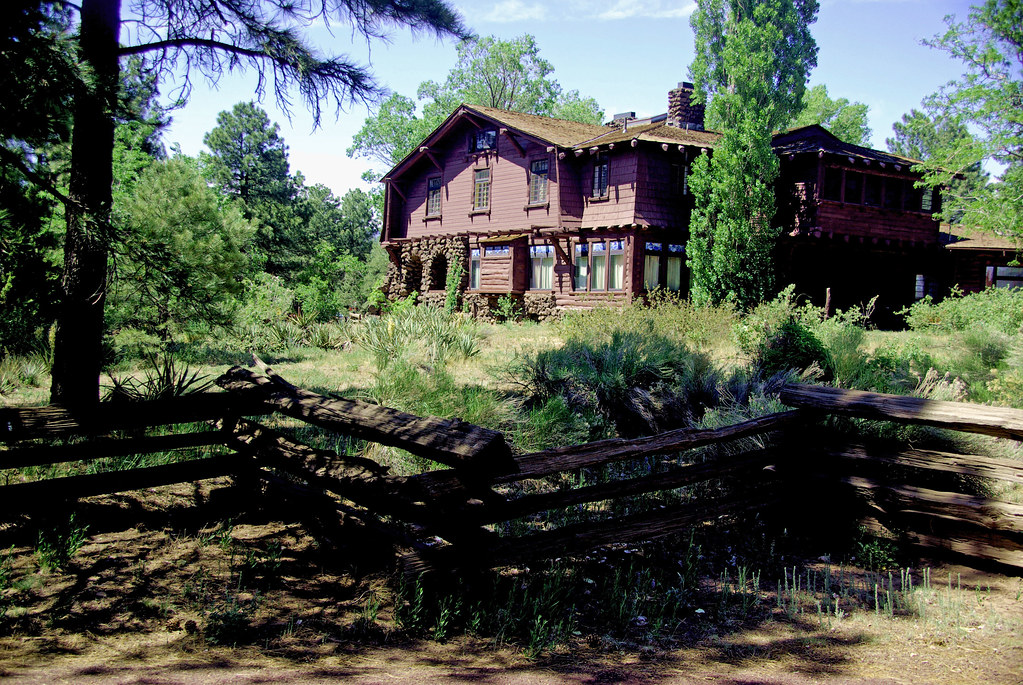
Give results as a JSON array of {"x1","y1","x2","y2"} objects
[{"x1": 160, "y1": 0, "x2": 976, "y2": 197}]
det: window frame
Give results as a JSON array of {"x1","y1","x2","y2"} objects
[
  {"x1": 573, "y1": 242, "x2": 589, "y2": 291},
  {"x1": 528, "y1": 158, "x2": 549, "y2": 205},
  {"x1": 473, "y1": 167, "x2": 491, "y2": 212},
  {"x1": 591, "y1": 152, "x2": 609, "y2": 199},
  {"x1": 470, "y1": 129, "x2": 497, "y2": 153},
  {"x1": 426, "y1": 176, "x2": 442, "y2": 217},
  {"x1": 469, "y1": 248, "x2": 481, "y2": 290},
  {"x1": 607, "y1": 239, "x2": 625, "y2": 291},
  {"x1": 666, "y1": 244, "x2": 685, "y2": 292},
  {"x1": 529, "y1": 244, "x2": 555, "y2": 290},
  {"x1": 643, "y1": 242, "x2": 663, "y2": 290}
]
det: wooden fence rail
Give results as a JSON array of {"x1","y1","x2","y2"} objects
[{"x1": 1, "y1": 375, "x2": 1022, "y2": 572}]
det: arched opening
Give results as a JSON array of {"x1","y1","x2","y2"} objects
[
  {"x1": 429, "y1": 253, "x2": 448, "y2": 291},
  {"x1": 403, "y1": 254, "x2": 423, "y2": 298}
]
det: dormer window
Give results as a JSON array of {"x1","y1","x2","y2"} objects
[
  {"x1": 592, "y1": 152, "x2": 609, "y2": 198},
  {"x1": 471, "y1": 129, "x2": 497, "y2": 152}
]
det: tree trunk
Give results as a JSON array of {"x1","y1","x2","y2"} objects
[{"x1": 50, "y1": 0, "x2": 122, "y2": 408}]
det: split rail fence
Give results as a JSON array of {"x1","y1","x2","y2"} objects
[{"x1": 2, "y1": 367, "x2": 1022, "y2": 571}]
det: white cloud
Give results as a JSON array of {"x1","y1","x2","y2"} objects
[
  {"x1": 597, "y1": 0, "x2": 697, "y2": 20},
  {"x1": 457, "y1": 0, "x2": 694, "y2": 23},
  {"x1": 467, "y1": 0, "x2": 548, "y2": 23}
]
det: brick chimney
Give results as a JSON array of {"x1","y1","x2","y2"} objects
[{"x1": 667, "y1": 82, "x2": 705, "y2": 131}]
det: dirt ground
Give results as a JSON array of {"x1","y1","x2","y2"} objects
[{"x1": 1, "y1": 480, "x2": 1021, "y2": 685}]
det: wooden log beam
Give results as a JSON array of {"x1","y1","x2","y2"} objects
[
  {"x1": 496, "y1": 410, "x2": 807, "y2": 483},
  {"x1": 839, "y1": 474, "x2": 1023, "y2": 535},
  {"x1": 0, "y1": 454, "x2": 239, "y2": 509},
  {"x1": 861, "y1": 515, "x2": 1023, "y2": 569},
  {"x1": 0, "y1": 431, "x2": 228, "y2": 470},
  {"x1": 824, "y1": 443, "x2": 1023, "y2": 485},
  {"x1": 476, "y1": 447, "x2": 780, "y2": 523},
  {"x1": 0, "y1": 393, "x2": 272, "y2": 443},
  {"x1": 481, "y1": 490, "x2": 778, "y2": 568},
  {"x1": 779, "y1": 383, "x2": 1023, "y2": 441},
  {"x1": 225, "y1": 418, "x2": 498, "y2": 544},
  {"x1": 216, "y1": 365, "x2": 514, "y2": 474}
]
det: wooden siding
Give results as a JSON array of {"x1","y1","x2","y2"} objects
[
  {"x1": 391, "y1": 119, "x2": 561, "y2": 241},
  {"x1": 634, "y1": 148, "x2": 691, "y2": 231},
  {"x1": 580, "y1": 149, "x2": 639, "y2": 227}
]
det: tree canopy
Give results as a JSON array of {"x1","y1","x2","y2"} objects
[
  {"x1": 787, "y1": 84, "x2": 871, "y2": 146},
  {"x1": 3, "y1": 0, "x2": 468, "y2": 407},
  {"x1": 915, "y1": 0, "x2": 1021, "y2": 242},
  {"x1": 348, "y1": 34, "x2": 604, "y2": 169},
  {"x1": 686, "y1": 0, "x2": 819, "y2": 309}
]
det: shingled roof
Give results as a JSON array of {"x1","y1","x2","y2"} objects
[
  {"x1": 582, "y1": 121, "x2": 720, "y2": 148},
  {"x1": 463, "y1": 104, "x2": 611, "y2": 148},
  {"x1": 772, "y1": 125, "x2": 922, "y2": 167}
]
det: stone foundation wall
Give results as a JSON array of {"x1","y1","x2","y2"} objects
[
  {"x1": 382, "y1": 236, "x2": 470, "y2": 304},
  {"x1": 523, "y1": 292, "x2": 560, "y2": 322}
]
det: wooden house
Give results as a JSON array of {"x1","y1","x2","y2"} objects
[{"x1": 378, "y1": 83, "x2": 999, "y2": 321}]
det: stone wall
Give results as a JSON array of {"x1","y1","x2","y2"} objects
[
  {"x1": 382, "y1": 236, "x2": 470, "y2": 304},
  {"x1": 523, "y1": 292, "x2": 560, "y2": 322}
]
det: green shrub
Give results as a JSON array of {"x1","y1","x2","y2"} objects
[
  {"x1": 513, "y1": 329, "x2": 720, "y2": 437},
  {"x1": 900, "y1": 286, "x2": 1023, "y2": 335},
  {"x1": 357, "y1": 306, "x2": 482, "y2": 370},
  {"x1": 36, "y1": 514, "x2": 89, "y2": 572},
  {"x1": 444, "y1": 260, "x2": 464, "y2": 313},
  {"x1": 759, "y1": 319, "x2": 834, "y2": 380}
]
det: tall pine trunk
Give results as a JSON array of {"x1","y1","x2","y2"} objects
[{"x1": 50, "y1": 0, "x2": 121, "y2": 408}]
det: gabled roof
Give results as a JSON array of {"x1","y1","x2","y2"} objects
[
  {"x1": 383, "y1": 103, "x2": 611, "y2": 181},
  {"x1": 464, "y1": 104, "x2": 610, "y2": 147},
  {"x1": 582, "y1": 121, "x2": 720, "y2": 148},
  {"x1": 772, "y1": 125, "x2": 923, "y2": 167}
]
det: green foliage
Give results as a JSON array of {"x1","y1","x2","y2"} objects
[
  {"x1": 886, "y1": 108, "x2": 989, "y2": 224},
  {"x1": 513, "y1": 329, "x2": 720, "y2": 437},
  {"x1": 105, "y1": 350, "x2": 212, "y2": 402},
  {"x1": 494, "y1": 294, "x2": 521, "y2": 322},
  {"x1": 900, "y1": 287, "x2": 1023, "y2": 335},
  {"x1": 357, "y1": 305, "x2": 482, "y2": 370},
  {"x1": 348, "y1": 34, "x2": 603, "y2": 169},
  {"x1": 916, "y1": 0, "x2": 1022, "y2": 241},
  {"x1": 108, "y1": 156, "x2": 254, "y2": 342},
  {"x1": 36, "y1": 514, "x2": 89, "y2": 572},
  {"x1": 444, "y1": 259, "x2": 464, "y2": 313},
  {"x1": 787, "y1": 84, "x2": 871, "y2": 145},
  {"x1": 687, "y1": 0, "x2": 819, "y2": 309},
  {"x1": 759, "y1": 319, "x2": 833, "y2": 379}
]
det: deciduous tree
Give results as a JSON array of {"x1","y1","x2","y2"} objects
[
  {"x1": 917, "y1": 0, "x2": 1021, "y2": 242},
  {"x1": 787, "y1": 84, "x2": 870, "y2": 146},
  {"x1": 348, "y1": 34, "x2": 603, "y2": 169},
  {"x1": 687, "y1": 0, "x2": 819, "y2": 309}
]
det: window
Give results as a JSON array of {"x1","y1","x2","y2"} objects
[
  {"x1": 864, "y1": 175, "x2": 881, "y2": 207},
  {"x1": 843, "y1": 171, "x2": 862, "y2": 204},
  {"x1": 529, "y1": 159, "x2": 549, "y2": 205},
  {"x1": 915, "y1": 274, "x2": 926, "y2": 300},
  {"x1": 470, "y1": 249, "x2": 481, "y2": 289},
  {"x1": 426, "y1": 177, "x2": 442, "y2": 216},
  {"x1": 666, "y1": 244, "x2": 685, "y2": 292},
  {"x1": 529, "y1": 245, "x2": 554, "y2": 290},
  {"x1": 471, "y1": 129, "x2": 497, "y2": 152},
  {"x1": 608, "y1": 240, "x2": 625, "y2": 290},
  {"x1": 883, "y1": 177, "x2": 903, "y2": 210},
  {"x1": 994, "y1": 266, "x2": 1023, "y2": 290},
  {"x1": 590, "y1": 241, "x2": 607, "y2": 290},
  {"x1": 644, "y1": 242, "x2": 662, "y2": 290},
  {"x1": 484, "y1": 244, "x2": 509, "y2": 257},
  {"x1": 921, "y1": 187, "x2": 940, "y2": 214},
  {"x1": 670, "y1": 164, "x2": 688, "y2": 196},
  {"x1": 592, "y1": 152, "x2": 609, "y2": 198},
  {"x1": 821, "y1": 167, "x2": 842, "y2": 201},
  {"x1": 574, "y1": 243, "x2": 588, "y2": 291},
  {"x1": 473, "y1": 168, "x2": 491, "y2": 210}
]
